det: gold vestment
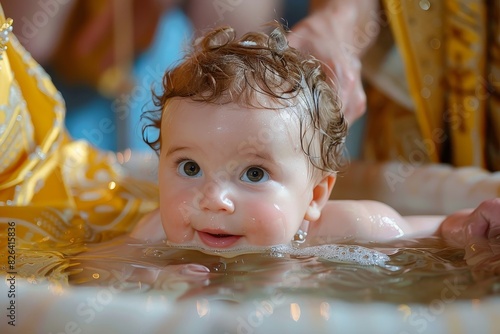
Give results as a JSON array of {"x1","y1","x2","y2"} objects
[{"x1": 0, "y1": 7, "x2": 157, "y2": 283}]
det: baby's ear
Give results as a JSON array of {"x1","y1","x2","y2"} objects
[{"x1": 305, "y1": 174, "x2": 336, "y2": 222}]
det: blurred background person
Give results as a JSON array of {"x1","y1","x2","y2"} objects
[
  {"x1": 2, "y1": 0, "x2": 285, "y2": 152},
  {"x1": 2, "y1": 0, "x2": 372, "y2": 153},
  {"x1": 327, "y1": 0, "x2": 500, "y2": 215}
]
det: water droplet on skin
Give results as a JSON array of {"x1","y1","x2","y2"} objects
[{"x1": 419, "y1": 0, "x2": 431, "y2": 10}]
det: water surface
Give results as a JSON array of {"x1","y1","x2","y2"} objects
[{"x1": 68, "y1": 236, "x2": 500, "y2": 305}]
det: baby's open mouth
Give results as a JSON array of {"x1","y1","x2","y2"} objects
[{"x1": 198, "y1": 231, "x2": 241, "y2": 248}]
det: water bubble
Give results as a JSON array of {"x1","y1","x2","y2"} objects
[{"x1": 270, "y1": 244, "x2": 389, "y2": 266}]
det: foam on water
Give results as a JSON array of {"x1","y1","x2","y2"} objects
[
  {"x1": 270, "y1": 244, "x2": 390, "y2": 266},
  {"x1": 165, "y1": 241, "x2": 389, "y2": 266}
]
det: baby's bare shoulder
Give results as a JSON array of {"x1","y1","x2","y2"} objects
[
  {"x1": 312, "y1": 200, "x2": 410, "y2": 241},
  {"x1": 129, "y1": 208, "x2": 166, "y2": 242}
]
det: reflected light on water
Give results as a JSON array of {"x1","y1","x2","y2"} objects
[
  {"x1": 27, "y1": 275, "x2": 38, "y2": 284},
  {"x1": 261, "y1": 301, "x2": 274, "y2": 315},
  {"x1": 197, "y1": 298, "x2": 210, "y2": 317},
  {"x1": 398, "y1": 304, "x2": 411, "y2": 321},
  {"x1": 116, "y1": 149, "x2": 132, "y2": 164},
  {"x1": 471, "y1": 299, "x2": 481, "y2": 309},
  {"x1": 320, "y1": 302, "x2": 330, "y2": 320},
  {"x1": 290, "y1": 303, "x2": 301, "y2": 321},
  {"x1": 147, "y1": 295, "x2": 168, "y2": 313},
  {"x1": 49, "y1": 282, "x2": 65, "y2": 296}
]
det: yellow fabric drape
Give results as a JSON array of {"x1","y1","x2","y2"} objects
[{"x1": 0, "y1": 7, "x2": 158, "y2": 283}]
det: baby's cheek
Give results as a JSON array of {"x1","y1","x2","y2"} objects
[
  {"x1": 243, "y1": 201, "x2": 294, "y2": 246},
  {"x1": 160, "y1": 195, "x2": 195, "y2": 243}
]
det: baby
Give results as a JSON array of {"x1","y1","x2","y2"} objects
[{"x1": 131, "y1": 25, "x2": 500, "y2": 270}]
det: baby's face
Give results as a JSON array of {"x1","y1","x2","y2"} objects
[{"x1": 158, "y1": 98, "x2": 318, "y2": 250}]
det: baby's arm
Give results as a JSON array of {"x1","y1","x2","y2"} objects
[
  {"x1": 314, "y1": 199, "x2": 500, "y2": 273},
  {"x1": 314, "y1": 199, "x2": 499, "y2": 243},
  {"x1": 310, "y1": 200, "x2": 445, "y2": 242}
]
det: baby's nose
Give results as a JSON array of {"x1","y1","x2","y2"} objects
[{"x1": 199, "y1": 183, "x2": 235, "y2": 213}]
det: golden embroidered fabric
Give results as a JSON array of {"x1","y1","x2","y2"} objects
[
  {"x1": 363, "y1": 0, "x2": 500, "y2": 171},
  {"x1": 0, "y1": 7, "x2": 158, "y2": 284}
]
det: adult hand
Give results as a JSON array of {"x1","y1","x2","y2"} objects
[
  {"x1": 72, "y1": 0, "x2": 171, "y2": 70},
  {"x1": 441, "y1": 199, "x2": 500, "y2": 275},
  {"x1": 463, "y1": 199, "x2": 500, "y2": 275},
  {"x1": 51, "y1": 0, "x2": 176, "y2": 93},
  {"x1": 287, "y1": 1, "x2": 379, "y2": 124}
]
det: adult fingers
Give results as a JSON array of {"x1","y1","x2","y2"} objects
[{"x1": 464, "y1": 199, "x2": 500, "y2": 275}]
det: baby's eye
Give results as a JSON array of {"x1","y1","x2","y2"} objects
[
  {"x1": 241, "y1": 167, "x2": 269, "y2": 183},
  {"x1": 178, "y1": 160, "x2": 202, "y2": 177}
]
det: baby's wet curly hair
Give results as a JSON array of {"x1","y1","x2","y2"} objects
[{"x1": 142, "y1": 24, "x2": 348, "y2": 173}]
